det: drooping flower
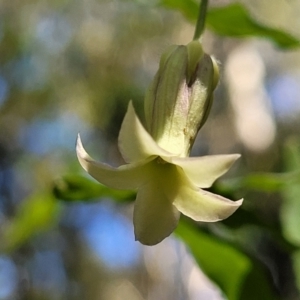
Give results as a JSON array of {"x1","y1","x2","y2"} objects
[{"x1": 76, "y1": 40, "x2": 243, "y2": 245}]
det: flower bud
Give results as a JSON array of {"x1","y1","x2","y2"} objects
[{"x1": 144, "y1": 40, "x2": 219, "y2": 156}]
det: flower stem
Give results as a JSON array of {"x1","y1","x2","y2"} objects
[{"x1": 193, "y1": 0, "x2": 209, "y2": 40}]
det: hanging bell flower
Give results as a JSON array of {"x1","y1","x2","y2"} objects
[{"x1": 76, "y1": 40, "x2": 242, "y2": 246}]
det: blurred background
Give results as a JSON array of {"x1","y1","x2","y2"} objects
[{"x1": 0, "y1": 0, "x2": 300, "y2": 299}]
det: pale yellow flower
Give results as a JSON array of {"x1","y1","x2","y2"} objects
[{"x1": 76, "y1": 102, "x2": 243, "y2": 245}]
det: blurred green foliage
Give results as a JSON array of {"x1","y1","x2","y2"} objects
[
  {"x1": 1, "y1": 0, "x2": 300, "y2": 299},
  {"x1": 1, "y1": 193, "x2": 60, "y2": 252},
  {"x1": 281, "y1": 139, "x2": 300, "y2": 246},
  {"x1": 160, "y1": 1, "x2": 300, "y2": 48},
  {"x1": 53, "y1": 174, "x2": 134, "y2": 202},
  {"x1": 176, "y1": 220, "x2": 277, "y2": 300}
]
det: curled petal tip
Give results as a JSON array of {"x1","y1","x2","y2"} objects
[
  {"x1": 76, "y1": 134, "x2": 150, "y2": 190},
  {"x1": 173, "y1": 188, "x2": 243, "y2": 223},
  {"x1": 127, "y1": 100, "x2": 134, "y2": 111},
  {"x1": 211, "y1": 197, "x2": 244, "y2": 221},
  {"x1": 76, "y1": 134, "x2": 91, "y2": 170},
  {"x1": 76, "y1": 134, "x2": 83, "y2": 154},
  {"x1": 225, "y1": 153, "x2": 241, "y2": 162},
  {"x1": 76, "y1": 135, "x2": 85, "y2": 161},
  {"x1": 76, "y1": 133, "x2": 82, "y2": 144},
  {"x1": 235, "y1": 198, "x2": 244, "y2": 207}
]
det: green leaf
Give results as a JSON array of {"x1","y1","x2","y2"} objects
[
  {"x1": 220, "y1": 170, "x2": 300, "y2": 193},
  {"x1": 206, "y1": 3, "x2": 300, "y2": 49},
  {"x1": 176, "y1": 221, "x2": 250, "y2": 299},
  {"x1": 293, "y1": 250, "x2": 300, "y2": 292},
  {"x1": 280, "y1": 139, "x2": 300, "y2": 246},
  {"x1": 176, "y1": 220, "x2": 278, "y2": 300},
  {"x1": 53, "y1": 174, "x2": 135, "y2": 202},
  {"x1": 2, "y1": 193, "x2": 60, "y2": 252},
  {"x1": 159, "y1": 1, "x2": 300, "y2": 49}
]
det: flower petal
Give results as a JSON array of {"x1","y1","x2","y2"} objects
[
  {"x1": 163, "y1": 154, "x2": 240, "y2": 188},
  {"x1": 133, "y1": 159, "x2": 181, "y2": 245},
  {"x1": 133, "y1": 181, "x2": 180, "y2": 246},
  {"x1": 118, "y1": 101, "x2": 174, "y2": 163},
  {"x1": 76, "y1": 134, "x2": 153, "y2": 190},
  {"x1": 174, "y1": 184, "x2": 243, "y2": 222}
]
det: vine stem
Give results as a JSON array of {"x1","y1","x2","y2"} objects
[{"x1": 193, "y1": 0, "x2": 209, "y2": 40}]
